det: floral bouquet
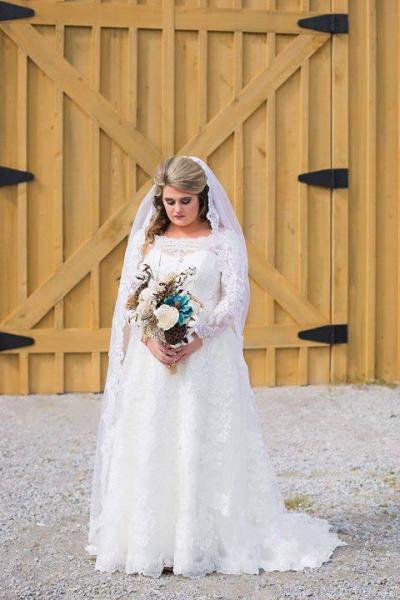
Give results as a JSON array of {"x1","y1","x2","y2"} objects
[{"x1": 125, "y1": 262, "x2": 203, "y2": 373}]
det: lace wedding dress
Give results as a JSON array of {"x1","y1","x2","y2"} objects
[{"x1": 85, "y1": 230, "x2": 347, "y2": 578}]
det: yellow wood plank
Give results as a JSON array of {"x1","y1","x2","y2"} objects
[
  {"x1": 298, "y1": 25, "x2": 310, "y2": 386},
  {"x1": 331, "y1": 0, "x2": 349, "y2": 384},
  {"x1": 176, "y1": 8, "x2": 330, "y2": 35},
  {"x1": 1, "y1": 328, "x2": 109, "y2": 353},
  {"x1": 265, "y1": 0, "x2": 277, "y2": 386},
  {"x1": 89, "y1": 16, "x2": 102, "y2": 393},
  {"x1": 11, "y1": 3, "x2": 335, "y2": 34},
  {"x1": 16, "y1": 45, "x2": 29, "y2": 394},
  {"x1": 161, "y1": 0, "x2": 175, "y2": 156},
  {"x1": 0, "y1": 324, "x2": 330, "y2": 353},
  {"x1": 197, "y1": 0, "x2": 207, "y2": 129},
  {"x1": 53, "y1": 23, "x2": 65, "y2": 394},
  {"x1": 244, "y1": 324, "x2": 331, "y2": 349},
  {"x1": 348, "y1": 0, "x2": 376, "y2": 382},
  {"x1": 374, "y1": 0, "x2": 397, "y2": 382}
]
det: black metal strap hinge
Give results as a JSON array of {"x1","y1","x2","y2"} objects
[
  {"x1": 297, "y1": 13, "x2": 348, "y2": 34},
  {"x1": 0, "y1": 1, "x2": 34, "y2": 21},
  {"x1": 0, "y1": 166, "x2": 34, "y2": 187},
  {"x1": 298, "y1": 168, "x2": 348, "y2": 189},
  {"x1": 298, "y1": 324, "x2": 348, "y2": 345},
  {"x1": 0, "y1": 332, "x2": 35, "y2": 352}
]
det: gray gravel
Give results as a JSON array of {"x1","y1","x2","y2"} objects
[{"x1": 0, "y1": 382, "x2": 399, "y2": 600}]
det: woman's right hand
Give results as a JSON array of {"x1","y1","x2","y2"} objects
[{"x1": 142, "y1": 336, "x2": 179, "y2": 366}]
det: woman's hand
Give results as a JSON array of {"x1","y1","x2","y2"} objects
[
  {"x1": 141, "y1": 336, "x2": 177, "y2": 366},
  {"x1": 165, "y1": 333, "x2": 203, "y2": 366},
  {"x1": 141, "y1": 333, "x2": 203, "y2": 367}
]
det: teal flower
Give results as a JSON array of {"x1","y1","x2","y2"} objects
[{"x1": 163, "y1": 293, "x2": 193, "y2": 326}]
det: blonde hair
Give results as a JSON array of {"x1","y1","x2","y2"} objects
[{"x1": 141, "y1": 155, "x2": 210, "y2": 256}]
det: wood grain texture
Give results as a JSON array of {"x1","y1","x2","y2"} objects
[{"x1": 4, "y1": 0, "x2": 387, "y2": 393}]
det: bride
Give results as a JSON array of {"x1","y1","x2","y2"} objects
[{"x1": 85, "y1": 155, "x2": 347, "y2": 578}]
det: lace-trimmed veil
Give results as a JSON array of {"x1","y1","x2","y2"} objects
[{"x1": 86, "y1": 155, "x2": 250, "y2": 550}]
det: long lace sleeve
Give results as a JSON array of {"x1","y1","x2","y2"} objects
[{"x1": 192, "y1": 230, "x2": 248, "y2": 340}]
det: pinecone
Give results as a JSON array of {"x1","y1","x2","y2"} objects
[{"x1": 164, "y1": 322, "x2": 187, "y2": 345}]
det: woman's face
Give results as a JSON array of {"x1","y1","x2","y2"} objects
[{"x1": 161, "y1": 185, "x2": 200, "y2": 228}]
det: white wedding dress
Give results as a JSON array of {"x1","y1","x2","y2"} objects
[{"x1": 85, "y1": 230, "x2": 347, "y2": 578}]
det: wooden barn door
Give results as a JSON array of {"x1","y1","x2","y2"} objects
[{"x1": 0, "y1": 0, "x2": 348, "y2": 393}]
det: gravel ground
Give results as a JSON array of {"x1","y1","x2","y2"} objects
[{"x1": 0, "y1": 382, "x2": 398, "y2": 600}]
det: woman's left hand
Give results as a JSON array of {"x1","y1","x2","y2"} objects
[{"x1": 164, "y1": 333, "x2": 203, "y2": 366}]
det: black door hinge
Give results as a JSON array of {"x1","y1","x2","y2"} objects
[
  {"x1": 0, "y1": 1, "x2": 35, "y2": 21},
  {"x1": 0, "y1": 166, "x2": 34, "y2": 187},
  {"x1": 297, "y1": 13, "x2": 348, "y2": 34},
  {"x1": 298, "y1": 324, "x2": 347, "y2": 345},
  {"x1": 298, "y1": 168, "x2": 348, "y2": 189},
  {"x1": 0, "y1": 332, "x2": 35, "y2": 352}
]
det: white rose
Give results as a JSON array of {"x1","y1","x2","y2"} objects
[{"x1": 154, "y1": 304, "x2": 179, "y2": 330}]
